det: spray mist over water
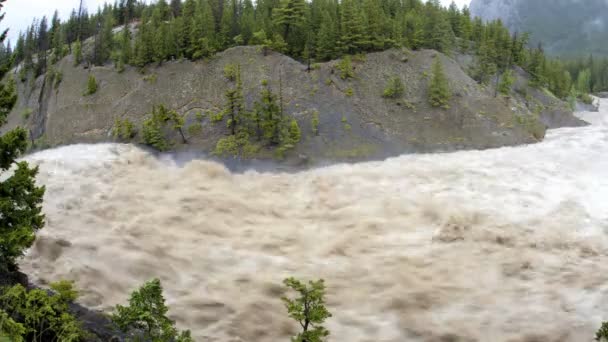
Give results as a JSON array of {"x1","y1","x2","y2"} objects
[{"x1": 18, "y1": 101, "x2": 608, "y2": 341}]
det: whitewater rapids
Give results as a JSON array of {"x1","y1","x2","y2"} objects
[{"x1": 18, "y1": 100, "x2": 608, "y2": 341}]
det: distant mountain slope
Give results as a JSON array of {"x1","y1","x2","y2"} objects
[{"x1": 470, "y1": 0, "x2": 608, "y2": 56}]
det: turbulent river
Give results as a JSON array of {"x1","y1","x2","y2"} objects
[{"x1": 18, "y1": 100, "x2": 608, "y2": 341}]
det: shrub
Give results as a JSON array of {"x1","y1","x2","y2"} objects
[
  {"x1": 0, "y1": 281, "x2": 85, "y2": 342},
  {"x1": 142, "y1": 106, "x2": 170, "y2": 151},
  {"x1": 73, "y1": 40, "x2": 82, "y2": 66},
  {"x1": 579, "y1": 93, "x2": 594, "y2": 105},
  {"x1": 213, "y1": 132, "x2": 259, "y2": 158},
  {"x1": 344, "y1": 87, "x2": 354, "y2": 97},
  {"x1": 85, "y1": 75, "x2": 98, "y2": 96},
  {"x1": 288, "y1": 119, "x2": 301, "y2": 143},
  {"x1": 282, "y1": 278, "x2": 332, "y2": 342},
  {"x1": 113, "y1": 118, "x2": 137, "y2": 140},
  {"x1": 54, "y1": 71, "x2": 63, "y2": 89},
  {"x1": 0, "y1": 78, "x2": 17, "y2": 125},
  {"x1": 336, "y1": 56, "x2": 354, "y2": 80},
  {"x1": 143, "y1": 73, "x2": 158, "y2": 84},
  {"x1": 187, "y1": 122, "x2": 202, "y2": 136},
  {"x1": 428, "y1": 58, "x2": 451, "y2": 108},
  {"x1": 498, "y1": 69, "x2": 515, "y2": 95},
  {"x1": 223, "y1": 63, "x2": 238, "y2": 81},
  {"x1": 21, "y1": 108, "x2": 32, "y2": 121},
  {"x1": 311, "y1": 111, "x2": 320, "y2": 135},
  {"x1": 111, "y1": 279, "x2": 193, "y2": 342},
  {"x1": 382, "y1": 76, "x2": 405, "y2": 98}
]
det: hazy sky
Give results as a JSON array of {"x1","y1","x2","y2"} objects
[{"x1": 1, "y1": 0, "x2": 470, "y2": 45}]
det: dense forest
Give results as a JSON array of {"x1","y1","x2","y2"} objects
[{"x1": 0, "y1": 0, "x2": 606, "y2": 100}]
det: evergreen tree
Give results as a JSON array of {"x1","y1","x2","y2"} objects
[
  {"x1": 273, "y1": 0, "x2": 307, "y2": 47},
  {"x1": 93, "y1": 11, "x2": 115, "y2": 65},
  {"x1": 428, "y1": 57, "x2": 451, "y2": 108},
  {"x1": 119, "y1": 26, "x2": 132, "y2": 68},
  {"x1": 0, "y1": 0, "x2": 46, "y2": 275},
  {"x1": 73, "y1": 39, "x2": 83, "y2": 66},
  {"x1": 340, "y1": 0, "x2": 367, "y2": 54},
  {"x1": 255, "y1": 80, "x2": 282, "y2": 144},
  {"x1": 498, "y1": 69, "x2": 514, "y2": 95},
  {"x1": 315, "y1": 11, "x2": 336, "y2": 60},
  {"x1": 170, "y1": 0, "x2": 182, "y2": 17},
  {"x1": 36, "y1": 16, "x2": 49, "y2": 75},
  {"x1": 224, "y1": 64, "x2": 244, "y2": 135}
]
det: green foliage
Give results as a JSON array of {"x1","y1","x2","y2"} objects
[
  {"x1": 336, "y1": 56, "x2": 354, "y2": 80},
  {"x1": 282, "y1": 278, "x2": 332, "y2": 342},
  {"x1": 47, "y1": 68, "x2": 63, "y2": 89},
  {"x1": 223, "y1": 63, "x2": 238, "y2": 81},
  {"x1": 21, "y1": 108, "x2": 32, "y2": 121},
  {"x1": 498, "y1": 69, "x2": 515, "y2": 95},
  {"x1": 111, "y1": 279, "x2": 193, "y2": 342},
  {"x1": 579, "y1": 93, "x2": 594, "y2": 105},
  {"x1": 187, "y1": 122, "x2": 202, "y2": 136},
  {"x1": 85, "y1": 75, "x2": 98, "y2": 96},
  {"x1": 344, "y1": 87, "x2": 354, "y2": 97},
  {"x1": 0, "y1": 78, "x2": 17, "y2": 125},
  {"x1": 288, "y1": 119, "x2": 301, "y2": 143},
  {"x1": 224, "y1": 64, "x2": 244, "y2": 136},
  {"x1": 428, "y1": 57, "x2": 451, "y2": 108},
  {"x1": 143, "y1": 73, "x2": 158, "y2": 84},
  {"x1": 113, "y1": 118, "x2": 137, "y2": 140},
  {"x1": 311, "y1": 111, "x2": 319, "y2": 135},
  {"x1": 597, "y1": 321, "x2": 608, "y2": 341},
  {"x1": 142, "y1": 106, "x2": 171, "y2": 151},
  {"x1": 382, "y1": 76, "x2": 405, "y2": 98},
  {"x1": 0, "y1": 281, "x2": 85, "y2": 342},
  {"x1": 210, "y1": 110, "x2": 225, "y2": 123},
  {"x1": 254, "y1": 80, "x2": 282, "y2": 145},
  {"x1": 0, "y1": 310, "x2": 26, "y2": 342},
  {"x1": 141, "y1": 105, "x2": 187, "y2": 150},
  {"x1": 73, "y1": 40, "x2": 82, "y2": 66},
  {"x1": 213, "y1": 132, "x2": 259, "y2": 158},
  {"x1": 0, "y1": 129, "x2": 45, "y2": 273}
]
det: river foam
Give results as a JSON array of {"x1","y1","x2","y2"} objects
[{"x1": 19, "y1": 100, "x2": 608, "y2": 341}]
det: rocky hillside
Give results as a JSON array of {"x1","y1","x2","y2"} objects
[
  {"x1": 1, "y1": 46, "x2": 583, "y2": 167},
  {"x1": 470, "y1": 0, "x2": 608, "y2": 56}
]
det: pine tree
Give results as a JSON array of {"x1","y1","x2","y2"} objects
[
  {"x1": 170, "y1": 0, "x2": 182, "y2": 17},
  {"x1": 224, "y1": 64, "x2": 244, "y2": 135},
  {"x1": 50, "y1": 10, "x2": 65, "y2": 63},
  {"x1": 0, "y1": 0, "x2": 46, "y2": 274},
  {"x1": 315, "y1": 11, "x2": 336, "y2": 60},
  {"x1": 36, "y1": 16, "x2": 49, "y2": 75},
  {"x1": 340, "y1": 0, "x2": 367, "y2": 54},
  {"x1": 119, "y1": 26, "x2": 132, "y2": 68},
  {"x1": 273, "y1": 0, "x2": 307, "y2": 46},
  {"x1": 73, "y1": 39, "x2": 83, "y2": 66},
  {"x1": 255, "y1": 80, "x2": 282, "y2": 144},
  {"x1": 498, "y1": 69, "x2": 514, "y2": 95},
  {"x1": 428, "y1": 57, "x2": 451, "y2": 108}
]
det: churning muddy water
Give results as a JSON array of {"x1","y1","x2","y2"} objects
[{"x1": 18, "y1": 100, "x2": 608, "y2": 341}]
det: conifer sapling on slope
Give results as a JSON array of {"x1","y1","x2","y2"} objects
[{"x1": 428, "y1": 57, "x2": 451, "y2": 108}]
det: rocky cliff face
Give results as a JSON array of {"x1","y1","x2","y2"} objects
[
  {"x1": 1, "y1": 46, "x2": 581, "y2": 167},
  {"x1": 470, "y1": 0, "x2": 608, "y2": 56}
]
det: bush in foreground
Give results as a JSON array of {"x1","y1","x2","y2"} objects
[
  {"x1": 282, "y1": 277, "x2": 332, "y2": 342},
  {"x1": 111, "y1": 278, "x2": 193, "y2": 342}
]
